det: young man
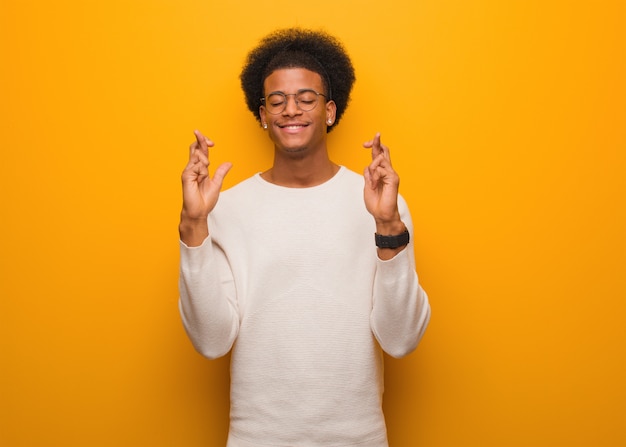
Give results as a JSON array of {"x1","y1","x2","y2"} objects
[{"x1": 179, "y1": 28, "x2": 430, "y2": 447}]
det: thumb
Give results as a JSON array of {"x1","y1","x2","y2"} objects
[{"x1": 211, "y1": 162, "x2": 233, "y2": 189}]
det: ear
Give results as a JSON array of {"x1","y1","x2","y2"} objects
[
  {"x1": 259, "y1": 106, "x2": 267, "y2": 128},
  {"x1": 325, "y1": 100, "x2": 337, "y2": 126}
]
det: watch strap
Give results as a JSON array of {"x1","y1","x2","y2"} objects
[{"x1": 375, "y1": 229, "x2": 410, "y2": 249}]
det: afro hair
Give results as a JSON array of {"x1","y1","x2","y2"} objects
[{"x1": 240, "y1": 28, "x2": 356, "y2": 132}]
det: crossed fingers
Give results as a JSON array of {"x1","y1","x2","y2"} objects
[
  {"x1": 185, "y1": 130, "x2": 214, "y2": 181},
  {"x1": 363, "y1": 133, "x2": 396, "y2": 189}
]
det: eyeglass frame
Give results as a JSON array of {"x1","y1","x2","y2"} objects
[{"x1": 260, "y1": 89, "x2": 328, "y2": 115}]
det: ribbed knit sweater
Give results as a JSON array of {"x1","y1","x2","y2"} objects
[{"x1": 179, "y1": 167, "x2": 430, "y2": 446}]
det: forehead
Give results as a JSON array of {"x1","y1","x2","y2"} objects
[{"x1": 263, "y1": 68, "x2": 324, "y2": 92}]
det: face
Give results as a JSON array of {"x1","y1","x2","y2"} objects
[{"x1": 260, "y1": 68, "x2": 336, "y2": 157}]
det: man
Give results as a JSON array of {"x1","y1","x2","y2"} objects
[{"x1": 179, "y1": 28, "x2": 430, "y2": 447}]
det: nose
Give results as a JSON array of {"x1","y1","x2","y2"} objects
[{"x1": 282, "y1": 94, "x2": 301, "y2": 116}]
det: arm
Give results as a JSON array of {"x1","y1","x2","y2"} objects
[
  {"x1": 178, "y1": 131, "x2": 237, "y2": 359},
  {"x1": 179, "y1": 237, "x2": 239, "y2": 359},
  {"x1": 370, "y1": 198, "x2": 430, "y2": 358},
  {"x1": 363, "y1": 133, "x2": 431, "y2": 357}
]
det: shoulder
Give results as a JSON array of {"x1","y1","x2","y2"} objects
[
  {"x1": 218, "y1": 174, "x2": 262, "y2": 203},
  {"x1": 208, "y1": 175, "x2": 262, "y2": 223},
  {"x1": 327, "y1": 166, "x2": 363, "y2": 196},
  {"x1": 223, "y1": 174, "x2": 260, "y2": 194},
  {"x1": 337, "y1": 166, "x2": 364, "y2": 184}
]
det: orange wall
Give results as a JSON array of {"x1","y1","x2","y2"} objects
[{"x1": 1, "y1": 1, "x2": 624, "y2": 446}]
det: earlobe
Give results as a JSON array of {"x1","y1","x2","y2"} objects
[{"x1": 259, "y1": 106, "x2": 268, "y2": 129}]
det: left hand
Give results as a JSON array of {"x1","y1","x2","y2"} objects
[{"x1": 363, "y1": 133, "x2": 403, "y2": 230}]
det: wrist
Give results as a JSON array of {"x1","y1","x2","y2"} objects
[
  {"x1": 179, "y1": 213, "x2": 209, "y2": 247},
  {"x1": 375, "y1": 219, "x2": 406, "y2": 236},
  {"x1": 374, "y1": 219, "x2": 409, "y2": 255}
]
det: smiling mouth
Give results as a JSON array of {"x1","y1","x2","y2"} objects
[{"x1": 278, "y1": 123, "x2": 308, "y2": 129}]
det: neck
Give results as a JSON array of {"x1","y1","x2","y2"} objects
[{"x1": 262, "y1": 151, "x2": 339, "y2": 188}]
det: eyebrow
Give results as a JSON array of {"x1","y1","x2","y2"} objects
[{"x1": 267, "y1": 88, "x2": 318, "y2": 95}]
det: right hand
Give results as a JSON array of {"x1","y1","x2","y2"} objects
[{"x1": 180, "y1": 130, "x2": 232, "y2": 244}]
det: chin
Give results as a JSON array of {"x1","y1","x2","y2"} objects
[
  {"x1": 273, "y1": 138, "x2": 309, "y2": 155},
  {"x1": 282, "y1": 146, "x2": 309, "y2": 158}
]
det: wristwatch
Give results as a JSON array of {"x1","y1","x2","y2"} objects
[{"x1": 374, "y1": 229, "x2": 410, "y2": 249}]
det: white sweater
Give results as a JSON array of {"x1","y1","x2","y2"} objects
[{"x1": 179, "y1": 167, "x2": 430, "y2": 447}]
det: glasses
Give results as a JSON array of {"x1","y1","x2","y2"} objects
[{"x1": 260, "y1": 89, "x2": 327, "y2": 115}]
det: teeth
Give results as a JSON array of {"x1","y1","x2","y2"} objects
[{"x1": 283, "y1": 125, "x2": 304, "y2": 129}]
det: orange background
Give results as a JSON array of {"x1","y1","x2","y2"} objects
[{"x1": 1, "y1": 1, "x2": 625, "y2": 446}]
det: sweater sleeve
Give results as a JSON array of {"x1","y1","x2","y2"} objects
[
  {"x1": 370, "y1": 197, "x2": 431, "y2": 358},
  {"x1": 178, "y1": 236, "x2": 239, "y2": 359}
]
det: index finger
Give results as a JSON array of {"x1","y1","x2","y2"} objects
[
  {"x1": 363, "y1": 132, "x2": 384, "y2": 159},
  {"x1": 192, "y1": 130, "x2": 214, "y2": 155}
]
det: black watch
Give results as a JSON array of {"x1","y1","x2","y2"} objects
[{"x1": 374, "y1": 229, "x2": 410, "y2": 249}]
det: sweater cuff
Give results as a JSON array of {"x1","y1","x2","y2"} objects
[
  {"x1": 179, "y1": 236, "x2": 212, "y2": 270},
  {"x1": 376, "y1": 244, "x2": 410, "y2": 264},
  {"x1": 376, "y1": 245, "x2": 411, "y2": 271}
]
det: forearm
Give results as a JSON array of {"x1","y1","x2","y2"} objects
[
  {"x1": 178, "y1": 238, "x2": 239, "y2": 359},
  {"x1": 370, "y1": 249, "x2": 430, "y2": 358},
  {"x1": 370, "y1": 200, "x2": 430, "y2": 357}
]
